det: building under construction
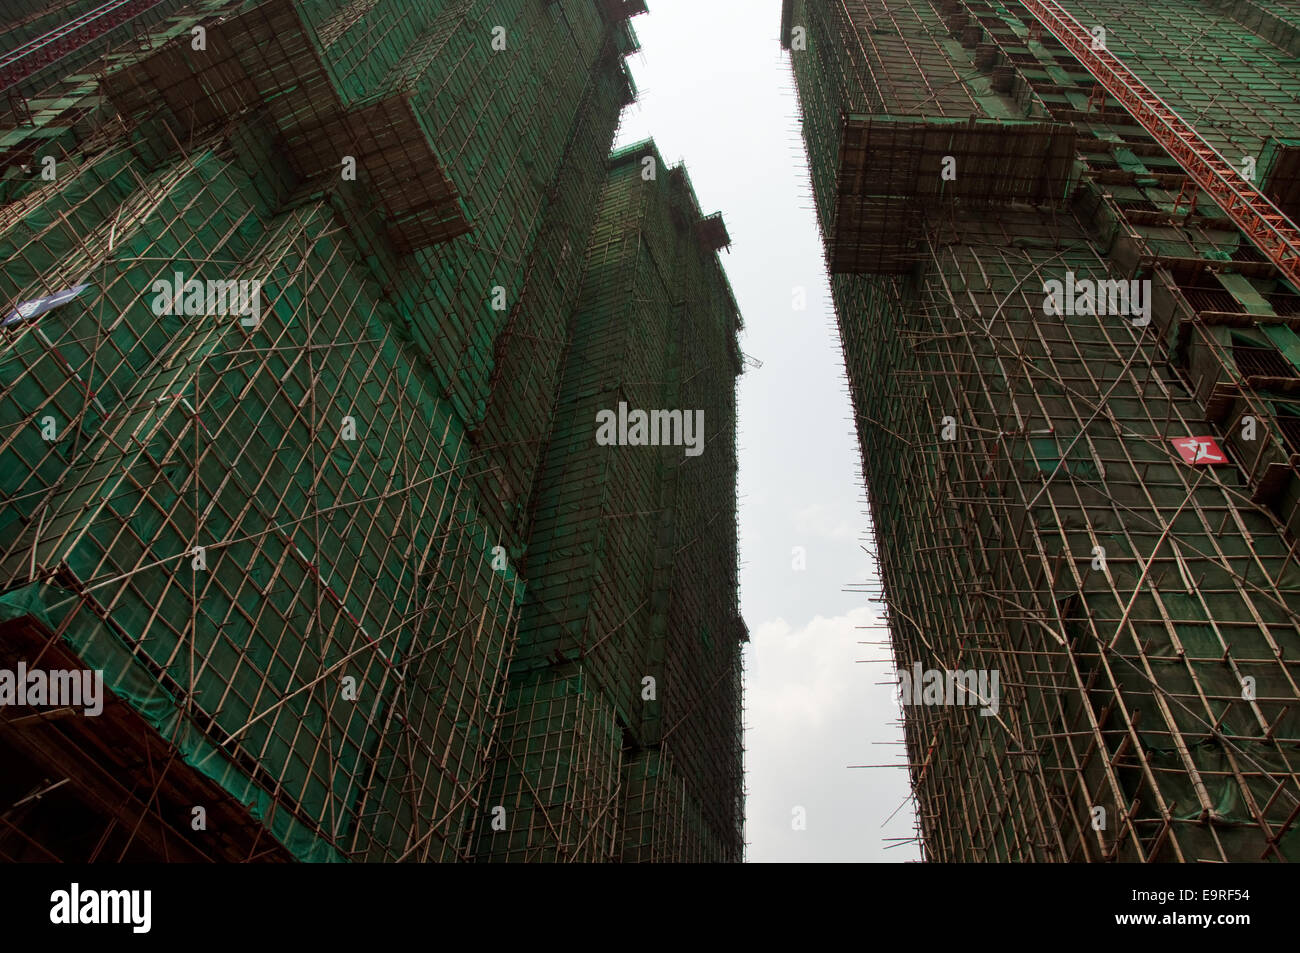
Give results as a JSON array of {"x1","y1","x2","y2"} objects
[
  {"x1": 0, "y1": 0, "x2": 745, "y2": 862},
  {"x1": 785, "y1": 0, "x2": 1300, "y2": 861}
]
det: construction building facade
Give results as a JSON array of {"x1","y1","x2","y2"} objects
[
  {"x1": 785, "y1": 0, "x2": 1300, "y2": 861},
  {"x1": 0, "y1": 0, "x2": 745, "y2": 863}
]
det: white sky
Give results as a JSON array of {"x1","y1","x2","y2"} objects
[{"x1": 613, "y1": 0, "x2": 920, "y2": 862}]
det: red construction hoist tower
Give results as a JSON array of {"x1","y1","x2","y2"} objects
[
  {"x1": 0, "y1": 0, "x2": 172, "y2": 95},
  {"x1": 1017, "y1": 0, "x2": 1300, "y2": 290}
]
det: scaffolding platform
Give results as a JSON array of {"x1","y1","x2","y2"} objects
[
  {"x1": 830, "y1": 114, "x2": 1076, "y2": 274},
  {"x1": 101, "y1": 0, "x2": 470, "y2": 253}
]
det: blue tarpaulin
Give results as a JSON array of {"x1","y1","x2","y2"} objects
[{"x1": 2, "y1": 284, "x2": 90, "y2": 327}]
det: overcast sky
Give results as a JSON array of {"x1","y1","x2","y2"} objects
[{"x1": 614, "y1": 0, "x2": 920, "y2": 862}]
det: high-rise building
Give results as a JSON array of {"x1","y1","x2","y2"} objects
[
  {"x1": 0, "y1": 0, "x2": 744, "y2": 863},
  {"x1": 784, "y1": 0, "x2": 1300, "y2": 861},
  {"x1": 473, "y1": 141, "x2": 745, "y2": 863}
]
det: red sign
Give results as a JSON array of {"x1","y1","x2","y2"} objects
[{"x1": 1170, "y1": 436, "x2": 1227, "y2": 465}]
